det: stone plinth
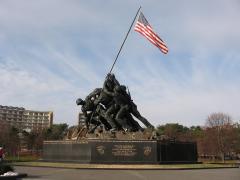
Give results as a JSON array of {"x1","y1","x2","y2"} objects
[{"x1": 43, "y1": 139, "x2": 197, "y2": 164}]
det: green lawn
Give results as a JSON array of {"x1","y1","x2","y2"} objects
[{"x1": 5, "y1": 155, "x2": 40, "y2": 162}]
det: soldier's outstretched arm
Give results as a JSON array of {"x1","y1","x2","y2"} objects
[
  {"x1": 131, "y1": 104, "x2": 154, "y2": 128},
  {"x1": 102, "y1": 88, "x2": 114, "y2": 96},
  {"x1": 86, "y1": 88, "x2": 102, "y2": 100}
]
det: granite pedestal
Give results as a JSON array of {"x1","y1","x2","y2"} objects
[{"x1": 43, "y1": 139, "x2": 197, "y2": 164}]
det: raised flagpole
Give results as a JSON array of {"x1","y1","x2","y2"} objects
[{"x1": 109, "y1": 6, "x2": 141, "y2": 74}]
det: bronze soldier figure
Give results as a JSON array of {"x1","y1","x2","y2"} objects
[{"x1": 76, "y1": 73, "x2": 154, "y2": 133}]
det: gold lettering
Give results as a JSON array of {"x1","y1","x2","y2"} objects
[{"x1": 112, "y1": 144, "x2": 137, "y2": 156}]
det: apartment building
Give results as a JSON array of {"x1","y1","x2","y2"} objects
[
  {"x1": 0, "y1": 105, "x2": 53, "y2": 131},
  {"x1": 23, "y1": 110, "x2": 53, "y2": 131}
]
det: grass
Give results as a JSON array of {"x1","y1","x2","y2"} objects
[
  {"x1": 11, "y1": 161, "x2": 239, "y2": 170},
  {"x1": 5, "y1": 155, "x2": 40, "y2": 162},
  {"x1": 201, "y1": 159, "x2": 239, "y2": 164}
]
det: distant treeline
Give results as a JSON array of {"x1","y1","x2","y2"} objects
[{"x1": 156, "y1": 113, "x2": 240, "y2": 161}]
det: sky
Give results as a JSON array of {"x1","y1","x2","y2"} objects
[{"x1": 0, "y1": 0, "x2": 240, "y2": 127}]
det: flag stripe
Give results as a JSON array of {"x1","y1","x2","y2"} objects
[
  {"x1": 136, "y1": 29, "x2": 167, "y2": 54},
  {"x1": 135, "y1": 24, "x2": 168, "y2": 53},
  {"x1": 135, "y1": 28, "x2": 158, "y2": 47},
  {"x1": 134, "y1": 12, "x2": 168, "y2": 54},
  {"x1": 135, "y1": 22, "x2": 168, "y2": 52},
  {"x1": 146, "y1": 26, "x2": 168, "y2": 48},
  {"x1": 135, "y1": 25, "x2": 168, "y2": 53}
]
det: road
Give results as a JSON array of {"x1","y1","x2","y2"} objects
[{"x1": 14, "y1": 166, "x2": 240, "y2": 180}]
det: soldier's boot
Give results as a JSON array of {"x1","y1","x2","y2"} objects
[{"x1": 108, "y1": 119, "x2": 118, "y2": 132}]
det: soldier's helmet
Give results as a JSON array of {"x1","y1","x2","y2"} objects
[
  {"x1": 106, "y1": 73, "x2": 115, "y2": 81},
  {"x1": 120, "y1": 85, "x2": 126, "y2": 92},
  {"x1": 114, "y1": 85, "x2": 121, "y2": 93},
  {"x1": 76, "y1": 98, "x2": 85, "y2": 105},
  {"x1": 114, "y1": 85, "x2": 126, "y2": 93}
]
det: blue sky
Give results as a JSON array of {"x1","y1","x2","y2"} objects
[{"x1": 1, "y1": 0, "x2": 240, "y2": 127}]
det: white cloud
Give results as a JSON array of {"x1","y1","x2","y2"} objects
[{"x1": 0, "y1": 59, "x2": 80, "y2": 124}]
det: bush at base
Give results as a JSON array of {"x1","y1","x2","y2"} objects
[{"x1": 0, "y1": 163, "x2": 14, "y2": 175}]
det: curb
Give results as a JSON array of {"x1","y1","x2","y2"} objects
[{"x1": 13, "y1": 163, "x2": 239, "y2": 170}]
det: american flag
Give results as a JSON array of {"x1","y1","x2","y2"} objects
[{"x1": 134, "y1": 12, "x2": 168, "y2": 54}]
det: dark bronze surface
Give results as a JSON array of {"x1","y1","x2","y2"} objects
[
  {"x1": 43, "y1": 140, "x2": 197, "y2": 164},
  {"x1": 75, "y1": 73, "x2": 154, "y2": 136}
]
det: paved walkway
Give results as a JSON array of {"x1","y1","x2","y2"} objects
[{"x1": 15, "y1": 166, "x2": 240, "y2": 180}]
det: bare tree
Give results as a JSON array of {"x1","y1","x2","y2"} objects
[
  {"x1": 0, "y1": 121, "x2": 20, "y2": 156},
  {"x1": 206, "y1": 113, "x2": 232, "y2": 127},
  {"x1": 205, "y1": 112, "x2": 235, "y2": 162}
]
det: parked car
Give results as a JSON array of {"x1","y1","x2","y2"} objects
[{"x1": 0, "y1": 147, "x2": 4, "y2": 162}]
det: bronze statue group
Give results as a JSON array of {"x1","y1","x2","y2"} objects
[{"x1": 76, "y1": 73, "x2": 154, "y2": 133}]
